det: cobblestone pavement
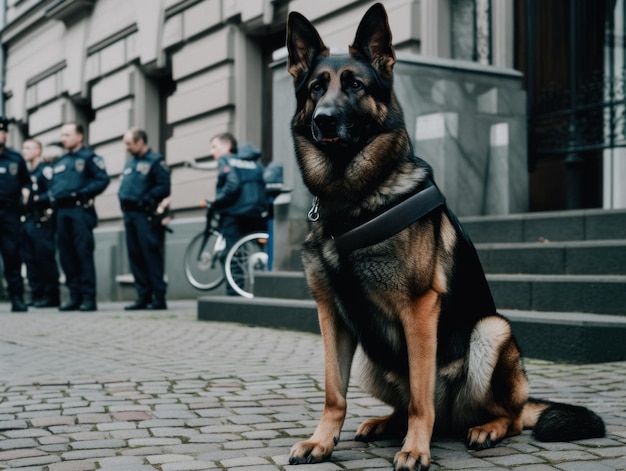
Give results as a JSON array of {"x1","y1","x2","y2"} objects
[{"x1": 1, "y1": 300, "x2": 625, "y2": 471}]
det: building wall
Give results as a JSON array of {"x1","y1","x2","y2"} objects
[{"x1": 0, "y1": 0, "x2": 522, "y2": 299}]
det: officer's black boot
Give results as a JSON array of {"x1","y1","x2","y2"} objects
[
  {"x1": 124, "y1": 296, "x2": 151, "y2": 311},
  {"x1": 79, "y1": 297, "x2": 97, "y2": 312},
  {"x1": 34, "y1": 294, "x2": 61, "y2": 308},
  {"x1": 59, "y1": 296, "x2": 82, "y2": 311},
  {"x1": 10, "y1": 294, "x2": 28, "y2": 312},
  {"x1": 147, "y1": 293, "x2": 167, "y2": 310}
]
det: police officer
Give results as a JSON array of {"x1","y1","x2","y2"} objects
[
  {"x1": 45, "y1": 122, "x2": 110, "y2": 312},
  {"x1": 0, "y1": 117, "x2": 30, "y2": 312},
  {"x1": 21, "y1": 139, "x2": 60, "y2": 308},
  {"x1": 119, "y1": 127, "x2": 170, "y2": 310},
  {"x1": 210, "y1": 133, "x2": 267, "y2": 295}
]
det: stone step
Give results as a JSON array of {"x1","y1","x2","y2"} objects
[
  {"x1": 460, "y1": 208, "x2": 626, "y2": 243},
  {"x1": 488, "y1": 274, "x2": 626, "y2": 315},
  {"x1": 254, "y1": 271, "x2": 626, "y2": 315},
  {"x1": 475, "y1": 239, "x2": 626, "y2": 275},
  {"x1": 197, "y1": 296, "x2": 626, "y2": 363}
]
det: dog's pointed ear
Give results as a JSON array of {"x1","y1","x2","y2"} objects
[
  {"x1": 286, "y1": 12, "x2": 329, "y2": 83},
  {"x1": 349, "y1": 3, "x2": 396, "y2": 78}
]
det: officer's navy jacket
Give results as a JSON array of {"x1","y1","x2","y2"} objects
[
  {"x1": 214, "y1": 144, "x2": 267, "y2": 217},
  {"x1": 0, "y1": 147, "x2": 30, "y2": 204},
  {"x1": 26, "y1": 162, "x2": 55, "y2": 212},
  {"x1": 45, "y1": 147, "x2": 110, "y2": 204},
  {"x1": 118, "y1": 149, "x2": 170, "y2": 207}
]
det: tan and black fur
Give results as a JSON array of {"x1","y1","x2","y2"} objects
[{"x1": 286, "y1": 4, "x2": 605, "y2": 471}]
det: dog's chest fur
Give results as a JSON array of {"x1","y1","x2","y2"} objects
[{"x1": 303, "y1": 223, "x2": 415, "y2": 371}]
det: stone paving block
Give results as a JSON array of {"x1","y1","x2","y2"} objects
[
  {"x1": 160, "y1": 461, "x2": 217, "y2": 470},
  {"x1": 67, "y1": 431, "x2": 109, "y2": 441},
  {"x1": 0, "y1": 438, "x2": 39, "y2": 450},
  {"x1": 38, "y1": 435, "x2": 70, "y2": 445},
  {"x1": 61, "y1": 450, "x2": 117, "y2": 461},
  {"x1": 65, "y1": 408, "x2": 106, "y2": 416},
  {"x1": 109, "y1": 429, "x2": 151, "y2": 440},
  {"x1": 111, "y1": 411, "x2": 151, "y2": 421},
  {"x1": 128, "y1": 438, "x2": 182, "y2": 447},
  {"x1": 137, "y1": 419, "x2": 185, "y2": 428},
  {"x1": 219, "y1": 455, "x2": 270, "y2": 467},
  {"x1": 75, "y1": 414, "x2": 111, "y2": 424},
  {"x1": 146, "y1": 454, "x2": 195, "y2": 464},
  {"x1": 554, "y1": 462, "x2": 617, "y2": 471},
  {"x1": 96, "y1": 421, "x2": 137, "y2": 431},
  {"x1": 97, "y1": 456, "x2": 144, "y2": 467},
  {"x1": 150, "y1": 410, "x2": 197, "y2": 419},
  {"x1": 3, "y1": 428, "x2": 51, "y2": 438},
  {"x1": 30, "y1": 416, "x2": 75, "y2": 427},
  {"x1": 120, "y1": 446, "x2": 165, "y2": 457},
  {"x1": 47, "y1": 459, "x2": 96, "y2": 471},
  {"x1": 6, "y1": 454, "x2": 61, "y2": 467},
  {"x1": 0, "y1": 448, "x2": 48, "y2": 461},
  {"x1": 69, "y1": 439, "x2": 126, "y2": 450},
  {"x1": 341, "y1": 457, "x2": 395, "y2": 469},
  {"x1": 150, "y1": 427, "x2": 200, "y2": 438},
  {"x1": 99, "y1": 466, "x2": 158, "y2": 471}
]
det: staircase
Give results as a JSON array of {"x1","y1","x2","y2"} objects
[{"x1": 198, "y1": 209, "x2": 626, "y2": 363}]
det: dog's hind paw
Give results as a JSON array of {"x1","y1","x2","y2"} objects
[
  {"x1": 356, "y1": 412, "x2": 407, "y2": 442},
  {"x1": 466, "y1": 425, "x2": 501, "y2": 450}
]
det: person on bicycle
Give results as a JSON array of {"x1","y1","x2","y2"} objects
[{"x1": 210, "y1": 132, "x2": 267, "y2": 295}]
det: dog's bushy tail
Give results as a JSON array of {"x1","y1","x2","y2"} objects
[{"x1": 522, "y1": 397, "x2": 605, "y2": 442}]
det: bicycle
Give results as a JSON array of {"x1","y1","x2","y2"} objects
[
  {"x1": 182, "y1": 199, "x2": 274, "y2": 298},
  {"x1": 183, "y1": 201, "x2": 270, "y2": 298},
  {"x1": 182, "y1": 158, "x2": 288, "y2": 297},
  {"x1": 183, "y1": 202, "x2": 228, "y2": 291}
]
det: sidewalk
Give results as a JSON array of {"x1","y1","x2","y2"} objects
[{"x1": 0, "y1": 301, "x2": 624, "y2": 471}]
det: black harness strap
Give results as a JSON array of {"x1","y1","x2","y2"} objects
[{"x1": 333, "y1": 182, "x2": 446, "y2": 256}]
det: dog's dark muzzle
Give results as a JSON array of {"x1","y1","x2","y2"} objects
[{"x1": 313, "y1": 107, "x2": 341, "y2": 143}]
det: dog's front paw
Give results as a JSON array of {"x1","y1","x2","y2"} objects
[
  {"x1": 394, "y1": 450, "x2": 430, "y2": 471},
  {"x1": 289, "y1": 438, "x2": 336, "y2": 465}
]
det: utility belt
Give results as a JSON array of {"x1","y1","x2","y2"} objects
[
  {"x1": 120, "y1": 200, "x2": 149, "y2": 212},
  {"x1": 24, "y1": 206, "x2": 54, "y2": 223},
  {"x1": 54, "y1": 198, "x2": 94, "y2": 209},
  {"x1": 0, "y1": 199, "x2": 18, "y2": 210}
]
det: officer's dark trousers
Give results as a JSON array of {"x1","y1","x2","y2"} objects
[
  {"x1": 0, "y1": 208, "x2": 25, "y2": 297},
  {"x1": 22, "y1": 217, "x2": 60, "y2": 301},
  {"x1": 123, "y1": 210, "x2": 166, "y2": 300},
  {"x1": 219, "y1": 214, "x2": 266, "y2": 295},
  {"x1": 56, "y1": 207, "x2": 97, "y2": 301}
]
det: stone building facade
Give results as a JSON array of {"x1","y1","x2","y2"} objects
[
  {"x1": 4, "y1": 0, "x2": 621, "y2": 299},
  {"x1": 1, "y1": 0, "x2": 517, "y2": 224}
]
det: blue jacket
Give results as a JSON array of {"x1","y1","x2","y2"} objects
[
  {"x1": 0, "y1": 147, "x2": 30, "y2": 203},
  {"x1": 214, "y1": 144, "x2": 267, "y2": 217},
  {"x1": 118, "y1": 149, "x2": 170, "y2": 207},
  {"x1": 46, "y1": 147, "x2": 110, "y2": 204}
]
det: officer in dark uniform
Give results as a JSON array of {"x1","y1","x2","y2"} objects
[
  {"x1": 21, "y1": 139, "x2": 60, "y2": 308},
  {"x1": 0, "y1": 117, "x2": 30, "y2": 312},
  {"x1": 210, "y1": 133, "x2": 267, "y2": 295},
  {"x1": 44, "y1": 122, "x2": 110, "y2": 312},
  {"x1": 119, "y1": 127, "x2": 171, "y2": 310}
]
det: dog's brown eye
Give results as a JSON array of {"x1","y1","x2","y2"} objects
[
  {"x1": 311, "y1": 82, "x2": 323, "y2": 92},
  {"x1": 351, "y1": 80, "x2": 363, "y2": 90}
]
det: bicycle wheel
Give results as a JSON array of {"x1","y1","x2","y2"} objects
[
  {"x1": 184, "y1": 231, "x2": 226, "y2": 290},
  {"x1": 224, "y1": 232, "x2": 270, "y2": 298}
]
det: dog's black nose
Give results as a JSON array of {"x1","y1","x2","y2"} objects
[{"x1": 313, "y1": 112, "x2": 338, "y2": 133}]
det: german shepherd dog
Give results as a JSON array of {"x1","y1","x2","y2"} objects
[{"x1": 286, "y1": 3, "x2": 605, "y2": 470}]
